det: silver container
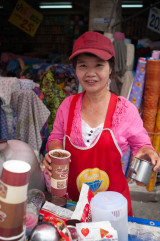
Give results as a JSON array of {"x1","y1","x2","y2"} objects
[
  {"x1": 129, "y1": 157, "x2": 153, "y2": 185},
  {"x1": 29, "y1": 223, "x2": 61, "y2": 241}
]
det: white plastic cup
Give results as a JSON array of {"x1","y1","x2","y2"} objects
[
  {"x1": 26, "y1": 189, "x2": 45, "y2": 231},
  {"x1": 90, "y1": 191, "x2": 128, "y2": 241}
]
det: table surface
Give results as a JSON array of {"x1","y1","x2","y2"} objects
[
  {"x1": 27, "y1": 200, "x2": 160, "y2": 241},
  {"x1": 67, "y1": 201, "x2": 160, "y2": 241},
  {"x1": 128, "y1": 217, "x2": 160, "y2": 241}
]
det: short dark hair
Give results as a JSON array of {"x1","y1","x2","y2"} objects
[{"x1": 108, "y1": 56, "x2": 116, "y2": 79}]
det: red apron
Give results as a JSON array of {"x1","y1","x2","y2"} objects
[{"x1": 64, "y1": 93, "x2": 133, "y2": 216}]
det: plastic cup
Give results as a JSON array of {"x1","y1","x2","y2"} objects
[
  {"x1": 26, "y1": 189, "x2": 45, "y2": 232},
  {"x1": 49, "y1": 149, "x2": 71, "y2": 197},
  {"x1": 27, "y1": 189, "x2": 45, "y2": 211},
  {"x1": 26, "y1": 205, "x2": 38, "y2": 231}
]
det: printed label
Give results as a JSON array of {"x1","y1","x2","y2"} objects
[
  {"x1": 0, "y1": 210, "x2": 7, "y2": 222},
  {"x1": 8, "y1": 0, "x2": 43, "y2": 36},
  {"x1": 0, "y1": 180, "x2": 28, "y2": 204},
  {"x1": 51, "y1": 177, "x2": 67, "y2": 189},
  {"x1": 76, "y1": 221, "x2": 118, "y2": 241},
  {"x1": 147, "y1": 7, "x2": 160, "y2": 34},
  {"x1": 76, "y1": 168, "x2": 109, "y2": 195},
  {"x1": 0, "y1": 181, "x2": 7, "y2": 199}
]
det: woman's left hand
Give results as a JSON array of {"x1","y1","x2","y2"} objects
[{"x1": 134, "y1": 146, "x2": 160, "y2": 172}]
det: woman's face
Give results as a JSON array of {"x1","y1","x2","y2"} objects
[{"x1": 75, "y1": 54, "x2": 112, "y2": 94}]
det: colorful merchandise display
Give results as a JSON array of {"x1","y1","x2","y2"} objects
[
  {"x1": 40, "y1": 67, "x2": 68, "y2": 133},
  {"x1": 143, "y1": 60, "x2": 160, "y2": 143},
  {"x1": 122, "y1": 58, "x2": 147, "y2": 175},
  {"x1": 129, "y1": 58, "x2": 147, "y2": 111}
]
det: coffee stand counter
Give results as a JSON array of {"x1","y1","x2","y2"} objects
[
  {"x1": 66, "y1": 201, "x2": 160, "y2": 241},
  {"x1": 26, "y1": 199, "x2": 160, "y2": 241}
]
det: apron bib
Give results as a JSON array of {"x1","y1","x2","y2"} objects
[{"x1": 64, "y1": 93, "x2": 133, "y2": 216}]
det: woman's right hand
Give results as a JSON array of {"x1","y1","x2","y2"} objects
[{"x1": 43, "y1": 152, "x2": 52, "y2": 178}]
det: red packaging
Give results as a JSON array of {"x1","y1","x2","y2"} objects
[
  {"x1": 71, "y1": 183, "x2": 94, "y2": 222},
  {"x1": 42, "y1": 216, "x2": 72, "y2": 241},
  {"x1": 40, "y1": 200, "x2": 73, "y2": 222}
]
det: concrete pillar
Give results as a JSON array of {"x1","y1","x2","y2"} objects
[{"x1": 89, "y1": 0, "x2": 122, "y2": 33}]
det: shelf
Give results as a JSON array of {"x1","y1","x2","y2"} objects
[{"x1": 0, "y1": 14, "x2": 89, "y2": 55}]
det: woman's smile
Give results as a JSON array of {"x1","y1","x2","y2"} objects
[{"x1": 85, "y1": 79, "x2": 98, "y2": 84}]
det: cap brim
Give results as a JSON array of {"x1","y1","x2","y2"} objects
[{"x1": 69, "y1": 48, "x2": 114, "y2": 61}]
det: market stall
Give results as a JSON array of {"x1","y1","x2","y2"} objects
[{"x1": 25, "y1": 188, "x2": 160, "y2": 241}]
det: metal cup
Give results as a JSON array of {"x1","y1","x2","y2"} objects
[{"x1": 129, "y1": 157, "x2": 154, "y2": 185}]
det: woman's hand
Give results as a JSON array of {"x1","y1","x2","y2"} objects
[
  {"x1": 134, "y1": 146, "x2": 160, "y2": 172},
  {"x1": 43, "y1": 152, "x2": 52, "y2": 178},
  {"x1": 43, "y1": 140, "x2": 63, "y2": 177}
]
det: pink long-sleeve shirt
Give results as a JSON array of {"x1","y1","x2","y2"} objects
[{"x1": 47, "y1": 92, "x2": 153, "y2": 156}]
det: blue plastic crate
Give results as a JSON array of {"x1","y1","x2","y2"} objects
[{"x1": 128, "y1": 216, "x2": 160, "y2": 241}]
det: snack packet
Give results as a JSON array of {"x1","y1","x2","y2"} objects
[
  {"x1": 39, "y1": 201, "x2": 73, "y2": 240},
  {"x1": 76, "y1": 221, "x2": 118, "y2": 241},
  {"x1": 71, "y1": 183, "x2": 94, "y2": 222},
  {"x1": 40, "y1": 201, "x2": 73, "y2": 221}
]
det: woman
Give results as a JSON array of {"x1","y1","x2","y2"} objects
[{"x1": 43, "y1": 31, "x2": 160, "y2": 216}]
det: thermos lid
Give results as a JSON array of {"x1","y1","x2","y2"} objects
[{"x1": 90, "y1": 191, "x2": 127, "y2": 211}]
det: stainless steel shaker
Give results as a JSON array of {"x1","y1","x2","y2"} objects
[
  {"x1": 28, "y1": 223, "x2": 61, "y2": 241},
  {"x1": 129, "y1": 157, "x2": 154, "y2": 185}
]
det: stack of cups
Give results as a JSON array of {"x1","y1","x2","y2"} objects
[{"x1": 0, "y1": 160, "x2": 31, "y2": 241}]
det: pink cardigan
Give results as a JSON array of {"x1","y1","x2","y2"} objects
[{"x1": 47, "y1": 92, "x2": 153, "y2": 156}]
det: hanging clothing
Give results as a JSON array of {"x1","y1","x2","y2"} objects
[
  {"x1": 113, "y1": 39, "x2": 127, "y2": 78},
  {"x1": 64, "y1": 93, "x2": 133, "y2": 216},
  {"x1": 0, "y1": 99, "x2": 8, "y2": 139},
  {"x1": 40, "y1": 68, "x2": 66, "y2": 133},
  {"x1": 0, "y1": 77, "x2": 20, "y2": 139},
  {"x1": 10, "y1": 90, "x2": 50, "y2": 153},
  {"x1": 120, "y1": 44, "x2": 135, "y2": 98},
  {"x1": 33, "y1": 87, "x2": 50, "y2": 156}
]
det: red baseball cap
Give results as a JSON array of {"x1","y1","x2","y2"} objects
[{"x1": 69, "y1": 31, "x2": 115, "y2": 61}]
